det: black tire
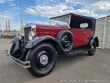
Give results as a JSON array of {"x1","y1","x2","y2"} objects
[
  {"x1": 88, "y1": 41, "x2": 96, "y2": 56},
  {"x1": 10, "y1": 44, "x2": 22, "y2": 58},
  {"x1": 10, "y1": 44, "x2": 15, "y2": 55},
  {"x1": 56, "y1": 30, "x2": 74, "y2": 52},
  {"x1": 25, "y1": 43, "x2": 57, "y2": 77}
]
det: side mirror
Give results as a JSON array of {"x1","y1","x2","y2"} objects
[{"x1": 80, "y1": 23, "x2": 88, "y2": 29}]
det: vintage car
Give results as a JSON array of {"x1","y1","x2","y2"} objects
[{"x1": 6, "y1": 13, "x2": 99, "y2": 77}]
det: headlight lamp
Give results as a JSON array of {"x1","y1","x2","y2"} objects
[{"x1": 28, "y1": 31, "x2": 35, "y2": 40}]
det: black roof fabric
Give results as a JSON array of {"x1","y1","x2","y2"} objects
[
  {"x1": 50, "y1": 13, "x2": 96, "y2": 30},
  {"x1": 50, "y1": 13, "x2": 96, "y2": 21}
]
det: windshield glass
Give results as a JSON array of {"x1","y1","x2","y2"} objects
[{"x1": 50, "y1": 14, "x2": 71, "y2": 26}]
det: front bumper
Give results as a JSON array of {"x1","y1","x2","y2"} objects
[{"x1": 5, "y1": 50, "x2": 31, "y2": 68}]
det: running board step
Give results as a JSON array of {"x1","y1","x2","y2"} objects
[{"x1": 67, "y1": 48, "x2": 90, "y2": 56}]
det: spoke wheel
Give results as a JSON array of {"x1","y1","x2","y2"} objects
[{"x1": 26, "y1": 43, "x2": 57, "y2": 77}]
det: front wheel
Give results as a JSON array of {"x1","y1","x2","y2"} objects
[
  {"x1": 26, "y1": 43, "x2": 57, "y2": 77},
  {"x1": 10, "y1": 44, "x2": 22, "y2": 58},
  {"x1": 88, "y1": 41, "x2": 96, "y2": 56},
  {"x1": 10, "y1": 44, "x2": 16, "y2": 55}
]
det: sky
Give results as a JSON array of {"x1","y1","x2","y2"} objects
[{"x1": 0, "y1": 0, "x2": 110, "y2": 31}]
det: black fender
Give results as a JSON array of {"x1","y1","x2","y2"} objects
[
  {"x1": 11, "y1": 37, "x2": 19, "y2": 43},
  {"x1": 25, "y1": 36, "x2": 67, "y2": 55},
  {"x1": 11, "y1": 37, "x2": 20, "y2": 52},
  {"x1": 89, "y1": 36, "x2": 99, "y2": 47}
]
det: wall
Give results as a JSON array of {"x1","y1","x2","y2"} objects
[{"x1": 95, "y1": 16, "x2": 110, "y2": 49}]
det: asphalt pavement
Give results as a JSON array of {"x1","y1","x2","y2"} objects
[{"x1": 0, "y1": 38, "x2": 110, "y2": 83}]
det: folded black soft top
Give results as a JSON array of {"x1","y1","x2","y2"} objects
[
  {"x1": 50, "y1": 13, "x2": 96, "y2": 21},
  {"x1": 50, "y1": 13, "x2": 96, "y2": 30}
]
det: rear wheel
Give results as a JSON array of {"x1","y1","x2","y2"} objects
[
  {"x1": 88, "y1": 41, "x2": 96, "y2": 56},
  {"x1": 26, "y1": 43, "x2": 57, "y2": 77}
]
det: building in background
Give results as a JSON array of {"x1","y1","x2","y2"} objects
[
  {"x1": 8, "y1": 20, "x2": 10, "y2": 32},
  {"x1": 95, "y1": 16, "x2": 110, "y2": 49},
  {"x1": 5, "y1": 19, "x2": 10, "y2": 32}
]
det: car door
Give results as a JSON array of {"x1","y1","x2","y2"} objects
[
  {"x1": 70, "y1": 27, "x2": 85, "y2": 47},
  {"x1": 79, "y1": 22, "x2": 95, "y2": 45},
  {"x1": 84, "y1": 27, "x2": 95, "y2": 45}
]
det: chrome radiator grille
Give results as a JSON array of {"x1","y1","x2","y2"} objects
[{"x1": 24, "y1": 26, "x2": 31, "y2": 41}]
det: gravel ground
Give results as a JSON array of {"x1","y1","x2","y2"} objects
[{"x1": 0, "y1": 38, "x2": 110, "y2": 83}]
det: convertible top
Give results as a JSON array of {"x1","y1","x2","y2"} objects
[
  {"x1": 50, "y1": 13, "x2": 96, "y2": 22},
  {"x1": 50, "y1": 13, "x2": 96, "y2": 30}
]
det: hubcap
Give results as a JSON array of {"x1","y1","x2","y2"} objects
[
  {"x1": 35, "y1": 50, "x2": 53, "y2": 70},
  {"x1": 40, "y1": 54, "x2": 48, "y2": 66},
  {"x1": 61, "y1": 35, "x2": 71, "y2": 48}
]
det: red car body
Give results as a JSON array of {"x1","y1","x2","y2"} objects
[{"x1": 36, "y1": 24, "x2": 94, "y2": 47}]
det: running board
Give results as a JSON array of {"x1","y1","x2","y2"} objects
[{"x1": 67, "y1": 48, "x2": 90, "y2": 56}]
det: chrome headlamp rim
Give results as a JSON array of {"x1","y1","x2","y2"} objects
[{"x1": 28, "y1": 31, "x2": 35, "y2": 40}]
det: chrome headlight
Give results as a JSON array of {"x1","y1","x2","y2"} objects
[
  {"x1": 28, "y1": 31, "x2": 34, "y2": 40},
  {"x1": 31, "y1": 24, "x2": 36, "y2": 29}
]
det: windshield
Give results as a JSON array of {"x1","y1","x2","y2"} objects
[{"x1": 50, "y1": 14, "x2": 71, "y2": 26}]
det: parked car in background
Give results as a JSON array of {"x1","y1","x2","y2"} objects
[{"x1": 6, "y1": 13, "x2": 99, "y2": 77}]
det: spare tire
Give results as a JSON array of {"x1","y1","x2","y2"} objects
[{"x1": 56, "y1": 30, "x2": 74, "y2": 52}]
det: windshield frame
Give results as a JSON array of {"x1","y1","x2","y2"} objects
[{"x1": 49, "y1": 14, "x2": 71, "y2": 26}]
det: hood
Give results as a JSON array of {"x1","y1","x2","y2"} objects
[{"x1": 36, "y1": 24, "x2": 68, "y2": 29}]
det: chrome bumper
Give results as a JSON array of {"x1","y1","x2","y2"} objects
[{"x1": 5, "y1": 50, "x2": 31, "y2": 68}]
